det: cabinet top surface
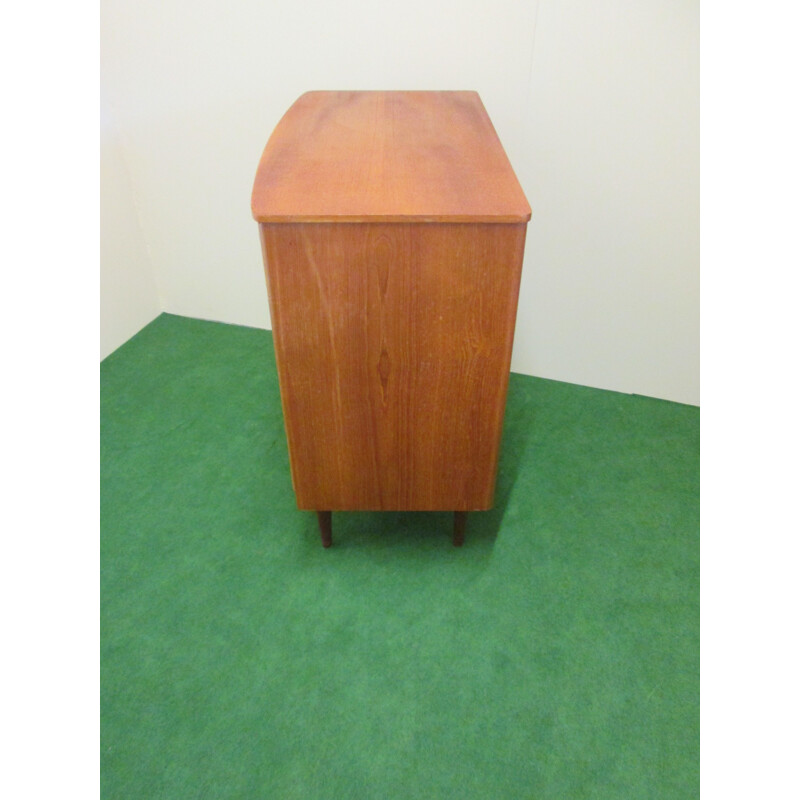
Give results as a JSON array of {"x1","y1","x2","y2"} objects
[{"x1": 251, "y1": 91, "x2": 531, "y2": 223}]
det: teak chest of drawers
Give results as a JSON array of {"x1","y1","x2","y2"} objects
[{"x1": 251, "y1": 91, "x2": 530, "y2": 547}]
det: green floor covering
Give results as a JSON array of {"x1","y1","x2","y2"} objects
[{"x1": 101, "y1": 313, "x2": 699, "y2": 799}]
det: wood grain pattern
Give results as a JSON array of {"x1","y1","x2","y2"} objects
[
  {"x1": 259, "y1": 221, "x2": 527, "y2": 511},
  {"x1": 251, "y1": 91, "x2": 531, "y2": 223}
]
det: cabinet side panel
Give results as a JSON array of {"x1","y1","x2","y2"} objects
[
  {"x1": 260, "y1": 222, "x2": 526, "y2": 510},
  {"x1": 259, "y1": 222, "x2": 363, "y2": 507},
  {"x1": 410, "y1": 223, "x2": 527, "y2": 509}
]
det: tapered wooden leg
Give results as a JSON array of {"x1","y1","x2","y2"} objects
[
  {"x1": 317, "y1": 511, "x2": 332, "y2": 548},
  {"x1": 453, "y1": 511, "x2": 467, "y2": 547}
]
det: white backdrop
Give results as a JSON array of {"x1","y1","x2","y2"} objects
[{"x1": 101, "y1": 0, "x2": 699, "y2": 405}]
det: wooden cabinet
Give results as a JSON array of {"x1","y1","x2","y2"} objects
[{"x1": 251, "y1": 91, "x2": 530, "y2": 546}]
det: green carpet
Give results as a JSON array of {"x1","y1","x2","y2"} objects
[{"x1": 101, "y1": 313, "x2": 699, "y2": 799}]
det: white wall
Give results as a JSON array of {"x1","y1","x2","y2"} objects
[
  {"x1": 101, "y1": 0, "x2": 699, "y2": 404},
  {"x1": 100, "y1": 96, "x2": 161, "y2": 359},
  {"x1": 516, "y1": 0, "x2": 699, "y2": 404}
]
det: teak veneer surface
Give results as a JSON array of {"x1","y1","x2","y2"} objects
[
  {"x1": 260, "y1": 222, "x2": 527, "y2": 511},
  {"x1": 252, "y1": 91, "x2": 530, "y2": 514},
  {"x1": 251, "y1": 91, "x2": 531, "y2": 223}
]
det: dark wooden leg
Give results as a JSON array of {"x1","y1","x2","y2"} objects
[
  {"x1": 317, "y1": 511, "x2": 332, "y2": 548},
  {"x1": 453, "y1": 511, "x2": 467, "y2": 547}
]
